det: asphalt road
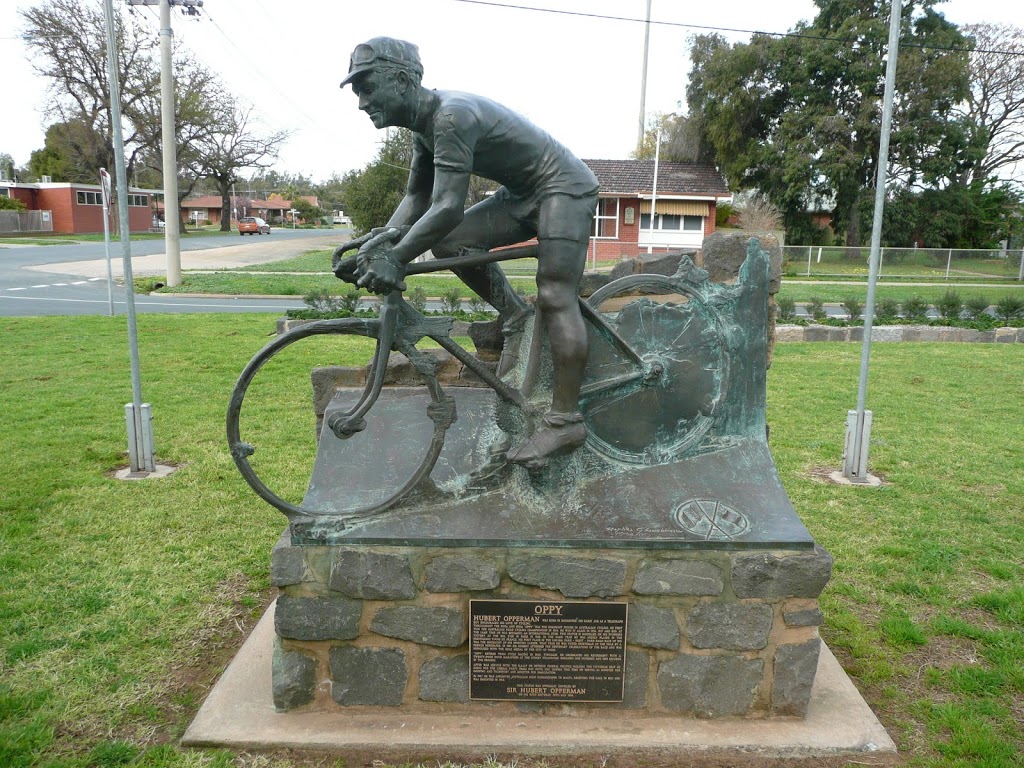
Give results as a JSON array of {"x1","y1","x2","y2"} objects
[{"x1": 0, "y1": 228, "x2": 343, "y2": 317}]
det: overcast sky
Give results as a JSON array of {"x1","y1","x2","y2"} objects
[{"x1": 1, "y1": 0, "x2": 1021, "y2": 184}]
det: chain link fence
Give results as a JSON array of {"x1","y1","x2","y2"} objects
[
  {"x1": 782, "y1": 245, "x2": 1024, "y2": 281},
  {"x1": 0, "y1": 210, "x2": 55, "y2": 234}
]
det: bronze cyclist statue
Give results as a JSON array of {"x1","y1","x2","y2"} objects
[{"x1": 334, "y1": 37, "x2": 599, "y2": 469}]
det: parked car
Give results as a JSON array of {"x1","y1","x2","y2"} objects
[{"x1": 238, "y1": 216, "x2": 271, "y2": 235}]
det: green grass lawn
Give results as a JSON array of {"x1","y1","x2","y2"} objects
[{"x1": 1, "y1": 316, "x2": 1022, "y2": 767}]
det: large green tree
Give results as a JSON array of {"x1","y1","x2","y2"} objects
[
  {"x1": 686, "y1": 0, "x2": 973, "y2": 247},
  {"x1": 29, "y1": 120, "x2": 108, "y2": 184},
  {"x1": 340, "y1": 128, "x2": 414, "y2": 235}
]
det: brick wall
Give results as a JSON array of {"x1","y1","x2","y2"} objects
[
  {"x1": 8, "y1": 188, "x2": 35, "y2": 208},
  {"x1": 34, "y1": 189, "x2": 75, "y2": 233}
]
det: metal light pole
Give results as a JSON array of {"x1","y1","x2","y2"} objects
[
  {"x1": 646, "y1": 131, "x2": 661, "y2": 254},
  {"x1": 99, "y1": 168, "x2": 115, "y2": 316},
  {"x1": 842, "y1": 0, "x2": 903, "y2": 482},
  {"x1": 159, "y1": 0, "x2": 182, "y2": 286},
  {"x1": 637, "y1": 0, "x2": 652, "y2": 151},
  {"x1": 103, "y1": 0, "x2": 156, "y2": 473}
]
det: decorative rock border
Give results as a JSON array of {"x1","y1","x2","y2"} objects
[
  {"x1": 776, "y1": 324, "x2": 1023, "y2": 343},
  {"x1": 270, "y1": 532, "x2": 832, "y2": 720}
]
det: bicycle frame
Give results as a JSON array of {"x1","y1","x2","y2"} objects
[{"x1": 227, "y1": 242, "x2": 672, "y2": 524}]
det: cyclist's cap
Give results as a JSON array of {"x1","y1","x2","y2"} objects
[{"x1": 340, "y1": 37, "x2": 423, "y2": 88}]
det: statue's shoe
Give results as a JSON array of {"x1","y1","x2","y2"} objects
[{"x1": 507, "y1": 420, "x2": 587, "y2": 470}]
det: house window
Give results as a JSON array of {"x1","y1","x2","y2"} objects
[
  {"x1": 0, "y1": 189, "x2": 9, "y2": 198},
  {"x1": 641, "y1": 213, "x2": 705, "y2": 232},
  {"x1": 592, "y1": 198, "x2": 619, "y2": 239},
  {"x1": 127, "y1": 194, "x2": 148, "y2": 207},
  {"x1": 77, "y1": 190, "x2": 103, "y2": 205}
]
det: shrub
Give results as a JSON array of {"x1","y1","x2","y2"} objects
[
  {"x1": 776, "y1": 296, "x2": 797, "y2": 321},
  {"x1": 407, "y1": 285, "x2": 428, "y2": 313},
  {"x1": 842, "y1": 296, "x2": 863, "y2": 322},
  {"x1": 936, "y1": 290, "x2": 963, "y2": 321},
  {"x1": 901, "y1": 296, "x2": 929, "y2": 323},
  {"x1": 302, "y1": 288, "x2": 345, "y2": 313},
  {"x1": 440, "y1": 287, "x2": 463, "y2": 315},
  {"x1": 467, "y1": 294, "x2": 488, "y2": 315},
  {"x1": 735, "y1": 191, "x2": 783, "y2": 231},
  {"x1": 964, "y1": 295, "x2": 990, "y2": 321},
  {"x1": 994, "y1": 295, "x2": 1024, "y2": 323},
  {"x1": 715, "y1": 202, "x2": 735, "y2": 227},
  {"x1": 340, "y1": 288, "x2": 361, "y2": 313},
  {"x1": 0, "y1": 196, "x2": 27, "y2": 211},
  {"x1": 807, "y1": 296, "x2": 827, "y2": 322},
  {"x1": 876, "y1": 297, "x2": 901, "y2": 323}
]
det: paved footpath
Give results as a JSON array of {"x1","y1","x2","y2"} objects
[{"x1": 25, "y1": 230, "x2": 344, "y2": 280}]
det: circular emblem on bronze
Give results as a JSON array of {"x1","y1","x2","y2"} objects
[{"x1": 672, "y1": 499, "x2": 749, "y2": 541}]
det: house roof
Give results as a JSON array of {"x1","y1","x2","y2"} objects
[
  {"x1": 180, "y1": 195, "x2": 319, "y2": 211},
  {"x1": 583, "y1": 159, "x2": 729, "y2": 198},
  {"x1": 180, "y1": 195, "x2": 223, "y2": 209}
]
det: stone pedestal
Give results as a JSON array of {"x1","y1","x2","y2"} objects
[{"x1": 271, "y1": 528, "x2": 831, "y2": 718}]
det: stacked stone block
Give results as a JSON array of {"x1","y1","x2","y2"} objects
[{"x1": 271, "y1": 532, "x2": 831, "y2": 719}]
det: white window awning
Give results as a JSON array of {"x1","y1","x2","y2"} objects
[{"x1": 639, "y1": 200, "x2": 710, "y2": 216}]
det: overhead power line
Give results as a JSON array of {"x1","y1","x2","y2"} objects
[
  {"x1": 451, "y1": 0, "x2": 1024, "y2": 57},
  {"x1": 198, "y1": 6, "x2": 320, "y2": 127}
]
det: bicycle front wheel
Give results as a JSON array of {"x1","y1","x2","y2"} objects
[{"x1": 226, "y1": 317, "x2": 454, "y2": 524}]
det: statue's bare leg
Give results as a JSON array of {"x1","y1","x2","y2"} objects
[{"x1": 505, "y1": 237, "x2": 589, "y2": 468}]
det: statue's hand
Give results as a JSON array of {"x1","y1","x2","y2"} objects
[
  {"x1": 334, "y1": 227, "x2": 405, "y2": 287},
  {"x1": 357, "y1": 239, "x2": 407, "y2": 295},
  {"x1": 331, "y1": 247, "x2": 360, "y2": 284}
]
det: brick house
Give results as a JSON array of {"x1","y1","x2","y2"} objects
[
  {"x1": 179, "y1": 194, "x2": 321, "y2": 226},
  {"x1": 0, "y1": 180, "x2": 156, "y2": 234},
  {"x1": 582, "y1": 159, "x2": 731, "y2": 260}
]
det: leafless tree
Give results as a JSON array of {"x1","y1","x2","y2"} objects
[
  {"x1": 21, "y1": 0, "x2": 159, "y2": 185},
  {"x1": 957, "y1": 23, "x2": 1024, "y2": 184},
  {"x1": 195, "y1": 104, "x2": 290, "y2": 231}
]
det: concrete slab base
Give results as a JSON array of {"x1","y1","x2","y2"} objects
[
  {"x1": 828, "y1": 471, "x2": 884, "y2": 488},
  {"x1": 114, "y1": 463, "x2": 179, "y2": 481},
  {"x1": 182, "y1": 601, "x2": 896, "y2": 761}
]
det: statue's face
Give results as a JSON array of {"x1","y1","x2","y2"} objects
[{"x1": 351, "y1": 70, "x2": 409, "y2": 129}]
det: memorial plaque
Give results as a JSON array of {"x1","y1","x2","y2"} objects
[{"x1": 469, "y1": 599, "x2": 627, "y2": 702}]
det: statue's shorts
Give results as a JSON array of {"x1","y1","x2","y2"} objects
[{"x1": 491, "y1": 185, "x2": 599, "y2": 245}]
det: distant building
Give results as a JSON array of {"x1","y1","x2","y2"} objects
[
  {"x1": 179, "y1": 194, "x2": 321, "y2": 226},
  {"x1": 583, "y1": 159, "x2": 731, "y2": 259},
  {"x1": 0, "y1": 180, "x2": 156, "y2": 234}
]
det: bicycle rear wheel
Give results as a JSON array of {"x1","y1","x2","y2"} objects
[
  {"x1": 227, "y1": 317, "x2": 454, "y2": 524},
  {"x1": 581, "y1": 274, "x2": 730, "y2": 465}
]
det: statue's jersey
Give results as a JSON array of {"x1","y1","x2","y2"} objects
[{"x1": 412, "y1": 90, "x2": 599, "y2": 199}]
